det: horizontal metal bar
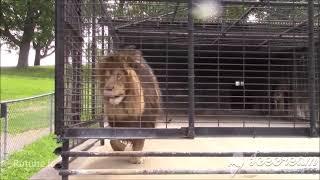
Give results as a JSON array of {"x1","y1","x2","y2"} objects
[
  {"x1": 60, "y1": 168, "x2": 320, "y2": 176},
  {"x1": 0, "y1": 92, "x2": 54, "y2": 104},
  {"x1": 117, "y1": 30, "x2": 312, "y2": 39},
  {"x1": 63, "y1": 151, "x2": 320, "y2": 157},
  {"x1": 119, "y1": 0, "x2": 320, "y2": 7},
  {"x1": 63, "y1": 128, "x2": 187, "y2": 139},
  {"x1": 62, "y1": 127, "x2": 312, "y2": 139}
]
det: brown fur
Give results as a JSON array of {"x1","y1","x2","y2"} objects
[{"x1": 96, "y1": 49, "x2": 161, "y2": 164}]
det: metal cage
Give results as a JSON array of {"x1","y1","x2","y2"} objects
[{"x1": 55, "y1": 0, "x2": 320, "y2": 179}]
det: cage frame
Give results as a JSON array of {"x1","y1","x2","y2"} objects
[
  {"x1": 55, "y1": 0, "x2": 320, "y2": 179},
  {"x1": 55, "y1": 0, "x2": 319, "y2": 139}
]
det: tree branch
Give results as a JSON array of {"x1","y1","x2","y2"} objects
[
  {"x1": 0, "y1": 28, "x2": 21, "y2": 46},
  {"x1": 40, "y1": 48, "x2": 55, "y2": 59},
  {"x1": 40, "y1": 43, "x2": 55, "y2": 59}
]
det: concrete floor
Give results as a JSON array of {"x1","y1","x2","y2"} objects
[{"x1": 31, "y1": 137, "x2": 320, "y2": 180}]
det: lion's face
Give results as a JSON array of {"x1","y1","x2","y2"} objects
[{"x1": 102, "y1": 69, "x2": 127, "y2": 105}]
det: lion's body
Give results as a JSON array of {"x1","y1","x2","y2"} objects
[{"x1": 96, "y1": 49, "x2": 161, "y2": 164}]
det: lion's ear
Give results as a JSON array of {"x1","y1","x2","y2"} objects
[{"x1": 126, "y1": 51, "x2": 145, "y2": 69}]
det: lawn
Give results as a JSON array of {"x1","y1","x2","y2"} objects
[
  {"x1": 0, "y1": 66, "x2": 54, "y2": 134},
  {"x1": 3, "y1": 97, "x2": 53, "y2": 134},
  {"x1": 0, "y1": 134, "x2": 59, "y2": 180},
  {"x1": 0, "y1": 66, "x2": 54, "y2": 101}
]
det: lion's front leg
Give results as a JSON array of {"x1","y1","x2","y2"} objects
[
  {"x1": 110, "y1": 140, "x2": 128, "y2": 151},
  {"x1": 129, "y1": 139, "x2": 145, "y2": 164}
]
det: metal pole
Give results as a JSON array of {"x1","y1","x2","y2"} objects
[
  {"x1": 308, "y1": 0, "x2": 318, "y2": 136},
  {"x1": 61, "y1": 139, "x2": 70, "y2": 180},
  {"x1": 187, "y1": 0, "x2": 195, "y2": 138},
  {"x1": 2, "y1": 104, "x2": 8, "y2": 160},
  {"x1": 49, "y1": 94, "x2": 54, "y2": 133},
  {"x1": 55, "y1": 0, "x2": 65, "y2": 135}
]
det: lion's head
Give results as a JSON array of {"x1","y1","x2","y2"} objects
[
  {"x1": 101, "y1": 68, "x2": 127, "y2": 105},
  {"x1": 96, "y1": 50, "x2": 145, "y2": 117}
]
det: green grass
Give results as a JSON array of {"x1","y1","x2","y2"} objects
[
  {"x1": 4, "y1": 98, "x2": 52, "y2": 134},
  {"x1": 0, "y1": 66, "x2": 54, "y2": 134},
  {"x1": 0, "y1": 66, "x2": 54, "y2": 101},
  {"x1": 0, "y1": 134, "x2": 59, "y2": 180}
]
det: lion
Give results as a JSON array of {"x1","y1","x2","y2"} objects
[{"x1": 96, "y1": 48, "x2": 161, "y2": 164}]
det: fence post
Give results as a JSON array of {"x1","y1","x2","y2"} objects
[
  {"x1": 1, "y1": 103, "x2": 8, "y2": 160},
  {"x1": 49, "y1": 94, "x2": 54, "y2": 133}
]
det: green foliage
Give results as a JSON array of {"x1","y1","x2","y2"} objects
[
  {"x1": 0, "y1": 0, "x2": 55, "y2": 66},
  {"x1": 0, "y1": 134, "x2": 59, "y2": 180},
  {"x1": 33, "y1": 0, "x2": 55, "y2": 58},
  {"x1": 0, "y1": 66, "x2": 54, "y2": 101},
  {"x1": 0, "y1": 0, "x2": 40, "y2": 47}
]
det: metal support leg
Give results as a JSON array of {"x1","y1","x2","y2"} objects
[
  {"x1": 61, "y1": 140, "x2": 70, "y2": 180},
  {"x1": 99, "y1": 121, "x2": 105, "y2": 145}
]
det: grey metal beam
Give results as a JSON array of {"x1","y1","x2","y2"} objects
[
  {"x1": 63, "y1": 151, "x2": 320, "y2": 157},
  {"x1": 60, "y1": 168, "x2": 320, "y2": 176},
  {"x1": 62, "y1": 127, "x2": 312, "y2": 139}
]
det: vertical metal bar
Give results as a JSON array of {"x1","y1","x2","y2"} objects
[
  {"x1": 55, "y1": 0, "x2": 65, "y2": 135},
  {"x1": 318, "y1": 1, "x2": 320, "y2": 128},
  {"x1": 308, "y1": 0, "x2": 318, "y2": 136},
  {"x1": 61, "y1": 139, "x2": 70, "y2": 180},
  {"x1": 187, "y1": 0, "x2": 195, "y2": 138},
  {"x1": 2, "y1": 103, "x2": 8, "y2": 160},
  {"x1": 102, "y1": 25, "x2": 105, "y2": 56},
  {"x1": 100, "y1": 24, "x2": 105, "y2": 146},
  {"x1": 91, "y1": 0, "x2": 97, "y2": 120}
]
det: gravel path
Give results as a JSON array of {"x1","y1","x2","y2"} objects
[{"x1": 0, "y1": 128, "x2": 50, "y2": 161}]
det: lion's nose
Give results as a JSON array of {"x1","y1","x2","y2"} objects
[{"x1": 104, "y1": 89, "x2": 114, "y2": 97}]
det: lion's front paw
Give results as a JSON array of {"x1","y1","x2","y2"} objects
[
  {"x1": 129, "y1": 157, "x2": 144, "y2": 164},
  {"x1": 110, "y1": 140, "x2": 127, "y2": 151}
]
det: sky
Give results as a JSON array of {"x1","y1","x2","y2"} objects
[{"x1": 0, "y1": 43, "x2": 55, "y2": 67}]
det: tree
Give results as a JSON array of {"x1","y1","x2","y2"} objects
[
  {"x1": 0, "y1": 0, "x2": 52, "y2": 68},
  {"x1": 32, "y1": 0, "x2": 54, "y2": 66}
]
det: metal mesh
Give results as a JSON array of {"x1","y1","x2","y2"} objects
[
  {"x1": 57, "y1": 0, "x2": 320, "y2": 137},
  {"x1": 0, "y1": 93, "x2": 54, "y2": 161}
]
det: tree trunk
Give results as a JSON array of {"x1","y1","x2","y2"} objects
[
  {"x1": 17, "y1": 42, "x2": 31, "y2": 68},
  {"x1": 17, "y1": 1, "x2": 36, "y2": 68},
  {"x1": 34, "y1": 47, "x2": 41, "y2": 66}
]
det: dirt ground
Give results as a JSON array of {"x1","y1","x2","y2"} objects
[{"x1": 31, "y1": 137, "x2": 319, "y2": 180}]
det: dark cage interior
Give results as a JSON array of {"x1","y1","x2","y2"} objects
[{"x1": 55, "y1": 0, "x2": 320, "y2": 140}]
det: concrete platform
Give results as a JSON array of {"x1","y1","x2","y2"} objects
[{"x1": 31, "y1": 137, "x2": 320, "y2": 180}]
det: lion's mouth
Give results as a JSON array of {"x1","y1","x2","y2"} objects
[
  {"x1": 108, "y1": 95, "x2": 125, "y2": 105},
  {"x1": 103, "y1": 90, "x2": 125, "y2": 105}
]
